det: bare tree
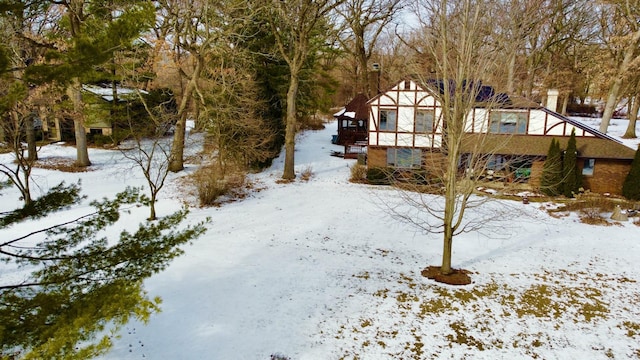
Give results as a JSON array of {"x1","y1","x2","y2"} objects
[
  {"x1": 597, "y1": 0, "x2": 640, "y2": 133},
  {"x1": 336, "y1": 0, "x2": 405, "y2": 98},
  {"x1": 158, "y1": 0, "x2": 258, "y2": 173},
  {"x1": 262, "y1": 0, "x2": 345, "y2": 180},
  {"x1": 156, "y1": 0, "x2": 207, "y2": 172},
  {"x1": 118, "y1": 91, "x2": 175, "y2": 221},
  {"x1": 0, "y1": 20, "x2": 40, "y2": 208},
  {"x1": 1, "y1": 111, "x2": 37, "y2": 209},
  {"x1": 391, "y1": 0, "x2": 528, "y2": 279}
]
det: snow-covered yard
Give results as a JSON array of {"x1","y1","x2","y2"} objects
[{"x1": 2, "y1": 118, "x2": 640, "y2": 359}]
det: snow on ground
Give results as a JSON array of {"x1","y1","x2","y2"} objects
[{"x1": 1, "y1": 119, "x2": 640, "y2": 359}]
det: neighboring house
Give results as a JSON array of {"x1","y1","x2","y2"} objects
[
  {"x1": 366, "y1": 78, "x2": 636, "y2": 195},
  {"x1": 81, "y1": 84, "x2": 148, "y2": 136},
  {"x1": 332, "y1": 93, "x2": 369, "y2": 159},
  {"x1": 41, "y1": 84, "x2": 148, "y2": 141},
  {"x1": 333, "y1": 93, "x2": 369, "y2": 146}
]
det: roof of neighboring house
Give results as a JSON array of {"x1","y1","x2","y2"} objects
[
  {"x1": 462, "y1": 134, "x2": 636, "y2": 160},
  {"x1": 424, "y1": 79, "x2": 511, "y2": 104},
  {"x1": 334, "y1": 93, "x2": 369, "y2": 120},
  {"x1": 82, "y1": 84, "x2": 148, "y2": 102}
]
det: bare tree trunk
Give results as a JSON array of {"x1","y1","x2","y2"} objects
[
  {"x1": 600, "y1": 30, "x2": 640, "y2": 133},
  {"x1": 149, "y1": 192, "x2": 157, "y2": 220},
  {"x1": 561, "y1": 94, "x2": 569, "y2": 115},
  {"x1": 25, "y1": 115, "x2": 37, "y2": 162},
  {"x1": 282, "y1": 71, "x2": 299, "y2": 180},
  {"x1": 68, "y1": 80, "x2": 91, "y2": 167},
  {"x1": 506, "y1": 50, "x2": 516, "y2": 94},
  {"x1": 624, "y1": 93, "x2": 640, "y2": 138},
  {"x1": 169, "y1": 111, "x2": 188, "y2": 172},
  {"x1": 169, "y1": 58, "x2": 202, "y2": 172},
  {"x1": 599, "y1": 76, "x2": 624, "y2": 133},
  {"x1": 355, "y1": 30, "x2": 370, "y2": 97},
  {"x1": 441, "y1": 150, "x2": 458, "y2": 275}
]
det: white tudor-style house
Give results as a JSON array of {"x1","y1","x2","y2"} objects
[{"x1": 365, "y1": 78, "x2": 636, "y2": 195}]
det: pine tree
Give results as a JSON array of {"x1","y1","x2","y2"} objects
[
  {"x1": 541, "y1": 138, "x2": 562, "y2": 196},
  {"x1": 623, "y1": 145, "x2": 640, "y2": 200},
  {"x1": 562, "y1": 129, "x2": 581, "y2": 197},
  {"x1": 7, "y1": 0, "x2": 156, "y2": 167},
  {"x1": 0, "y1": 187, "x2": 208, "y2": 359}
]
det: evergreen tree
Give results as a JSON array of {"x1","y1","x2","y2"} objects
[
  {"x1": 562, "y1": 129, "x2": 581, "y2": 197},
  {"x1": 541, "y1": 138, "x2": 562, "y2": 196},
  {"x1": 2, "y1": 0, "x2": 155, "y2": 167},
  {"x1": 0, "y1": 187, "x2": 208, "y2": 359},
  {"x1": 623, "y1": 145, "x2": 640, "y2": 200}
]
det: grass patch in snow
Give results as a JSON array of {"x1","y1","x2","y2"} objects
[{"x1": 324, "y1": 268, "x2": 640, "y2": 359}]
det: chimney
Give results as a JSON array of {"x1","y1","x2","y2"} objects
[{"x1": 546, "y1": 89, "x2": 559, "y2": 112}]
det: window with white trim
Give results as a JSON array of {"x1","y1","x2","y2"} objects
[{"x1": 582, "y1": 158, "x2": 595, "y2": 176}]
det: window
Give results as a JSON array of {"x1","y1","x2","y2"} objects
[
  {"x1": 387, "y1": 148, "x2": 422, "y2": 168},
  {"x1": 404, "y1": 80, "x2": 411, "y2": 90},
  {"x1": 379, "y1": 109, "x2": 397, "y2": 131},
  {"x1": 415, "y1": 110, "x2": 434, "y2": 133},
  {"x1": 489, "y1": 111, "x2": 527, "y2": 134},
  {"x1": 582, "y1": 158, "x2": 595, "y2": 176}
]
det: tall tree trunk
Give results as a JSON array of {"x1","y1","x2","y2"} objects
[
  {"x1": 25, "y1": 115, "x2": 37, "y2": 161},
  {"x1": 168, "y1": 58, "x2": 202, "y2": 172},
  {"x1": 68, "y1": 80, "x2": 91, "y2": 167},
  {"x1": 599, "y1": 76, "x2": 624, "y2": 133},
  {"x1": 355, "y1": 29, "x2": 370, "y2": 97},
  {"x1": 506, "y1": 49, "x2": 516, "y2": 94},
  {"x1": 561, "y1": 94, "x2": 569, "y2": 115},
  {"x1": 282, "y1": 70, "x2": 299, "y2": 180},
  {"x1": 624, "y1": 93, "x2": 640, "y2": 138},
  {"x1": 600, "y1": 31, "x2": 640, "y2": 133}
]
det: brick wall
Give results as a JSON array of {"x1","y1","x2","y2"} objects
[{"x1": 582, "y1": 158, "x2": 631, "y2": 195}]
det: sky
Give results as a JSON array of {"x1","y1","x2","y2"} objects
[{"x1": 1, "y1": 117, "x2": 639, "y2": 359}]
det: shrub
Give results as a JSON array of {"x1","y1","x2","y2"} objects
[
  {"x1": 366, "y1": 167, "x2": 392, "y2": 185},
  {"x1": 350, "y1": 164, "x2": 367, "y2": 183},
  {"x1": 540, "y1": 138, "x2": 562, "y2": 196},
  {"x1": 89, "y1": 134, "x2": 113, "y2": 147},
  {"x1": 623, "y1": 145, "x2": 640, "y2": 200},
  {"x1": 192, "y1": 165, "x2": 246, "y2": 206},
  {"x1": 562, "y1": 129, "x2": 581, "y2": 197},
  {"x1": 299, "y1": 166, "x2": 313, "y2": 181},
  {"x1": 411, "y1": 169, "x2": 431, "y2": 185}
]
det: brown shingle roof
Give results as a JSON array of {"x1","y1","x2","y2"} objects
[
  {"x1": 461, "y1": 134, "x2": 636, "y2": 160},
  {"x1": 335, "y1": 93, "x2": 369, "y2": 120}
]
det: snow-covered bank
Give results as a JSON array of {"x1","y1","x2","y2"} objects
[{"x1": 2, "y1": 120, "x2": 639, "y2": 359}]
